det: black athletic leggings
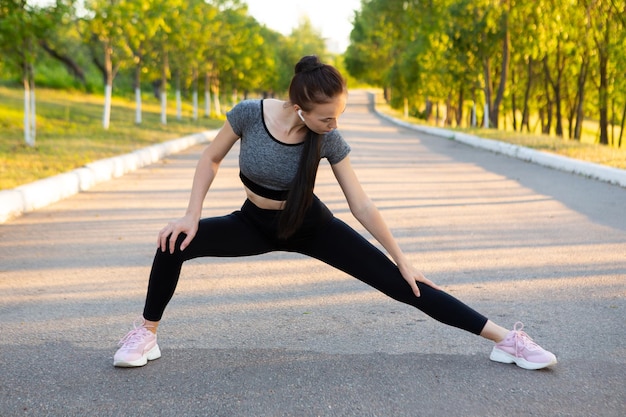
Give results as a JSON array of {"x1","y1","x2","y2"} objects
[{"x1": 143, "y1": 196, "x2": 488, "y2": 335}]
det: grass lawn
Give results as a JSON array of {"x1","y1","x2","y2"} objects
[{"x1": 0, "y1": 86, "x2": 224, "y2": 190}]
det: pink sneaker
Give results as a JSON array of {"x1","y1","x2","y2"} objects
[
  {"x1": 489, "y1": 322, "x2": 557, "y2": 370},
  {"x1": 113, "y1": 319, "x2": 161, "y2": 367}
]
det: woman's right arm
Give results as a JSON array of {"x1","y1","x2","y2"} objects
[{"x1": 159, "y1": 120, "x2": 240, "y2": 253}]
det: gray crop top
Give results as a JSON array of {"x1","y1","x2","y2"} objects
[{"x1": 226, "y1": 99, "x2": 351, "y2": 199}]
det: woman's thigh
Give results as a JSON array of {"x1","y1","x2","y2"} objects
[
  {"x1": 178, "y1": 211, "x2": 276, "y2": 261},
  {"x1": 297, "y1": 218, "x2": 413, "y2": 301}
]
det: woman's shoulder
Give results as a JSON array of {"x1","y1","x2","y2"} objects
[
  {"x1": 230, "y1": 99, "x2": 262, "y2": 114},
  {"x1": 226, "y1": 100, "x2": 262, "y2": 135},
  {"x1": 321, "y1": 129, "x2": 351, "y2": 164}
]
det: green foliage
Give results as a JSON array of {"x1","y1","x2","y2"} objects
[
  {"x1": 348, "y1": 0, "x2": 625, "y2": 147},
  {"x1": 344, "y1": 0, "x2": 399, "y2": 87},
  {"x1": 0, "y1": 0, "x2": 334, "y2": 99}
]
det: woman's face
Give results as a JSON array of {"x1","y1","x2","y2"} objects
[{"x1": 299, "y1": 93, "x2": 347, "y2": 135}]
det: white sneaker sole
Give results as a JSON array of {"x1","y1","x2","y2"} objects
[
  {"x1": 114, "y1": 344, "x2": 162, "y2": 368},
  {"x1": 490, "y1": 347, "x2": 557, "y2": 370}
]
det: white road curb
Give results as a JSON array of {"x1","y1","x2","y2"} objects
[
  {"x1": 372, "y1": 102, "x2": 626, "y2": 189},
  {"x1": 0, "y1": 130, "x2": 218, "y2": 223}
]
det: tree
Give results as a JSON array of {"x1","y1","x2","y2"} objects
[
  {"x1": 180, "y1": 0, "x2": 218, "y2": 120},
  {"x1": 583, "y1": 0, "x2": 625, "y2": 145},
  {"x1": 84, "y1": 0, "x2": 134, "y2": 129},
  {"x1": 117, "y1": 0, "x2": 164, "y2": 124},
  {"x1": 0, "y1": 0, "x2": 35, "y2": 145},
  {"x1": 345, "y1": 0, "x2": 399, "y2": 98},
  {"x1": 449, "y1": 0, "x2": 508, "y2": 128},
  {"x1": 504, "y1": 0, "x2": 543, "y2": 132},
  {"x1": 145, "y1": 0, "x2": 186, "y2": 125},
  {"x1": 0, "y1": 0, "x2": 71, "y2": 145}
]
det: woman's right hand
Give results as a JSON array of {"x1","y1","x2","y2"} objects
[
  {"x1": 155, "y1": 121, "x2": 239, "y2": 254},
  {"x1": 158, "y1": 214, "x2": 199, "y2": 254}
]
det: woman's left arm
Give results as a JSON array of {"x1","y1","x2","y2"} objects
[{"x1": 331, "y1": 157, "x2": 441, "y2": 297}]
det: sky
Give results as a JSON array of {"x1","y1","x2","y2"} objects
[{"x1": 244, "y1": 0, "x2": 362, "y2": 53}]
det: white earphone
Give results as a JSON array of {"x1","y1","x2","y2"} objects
[{"x1": 297, "y1": 109, "x2": 305, "y2": 122}]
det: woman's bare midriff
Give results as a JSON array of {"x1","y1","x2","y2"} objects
[{"x1": 244, "y1": 186, "x2": 286, "y2": 210}]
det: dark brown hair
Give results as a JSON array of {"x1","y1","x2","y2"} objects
[{"x1": 278, "y1": 56, "x2": 346, "y2": 239}]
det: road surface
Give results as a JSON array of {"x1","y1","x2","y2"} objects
[{"x1": 1, "y1": 91, "x2": 624, "y2": 416}]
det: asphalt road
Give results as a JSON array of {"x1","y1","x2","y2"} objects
[{"x1": 1, "y1": 91, "x2": 624, "y2": 417}]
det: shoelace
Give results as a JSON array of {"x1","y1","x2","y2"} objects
[
  {"x1": 512, "y1": 321, "x2": 541, "y2": 353},
  {"x1": 118, "y1": 323, "x2": 151, "y2": 349}
]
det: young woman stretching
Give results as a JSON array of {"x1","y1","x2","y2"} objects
[{"x1": 114, "y1": 56, "x2": 557, "y2": 371}]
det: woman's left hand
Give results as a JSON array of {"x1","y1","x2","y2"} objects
[{"x1": 398, "y1": 263, "x2": 442, "y2": 297}]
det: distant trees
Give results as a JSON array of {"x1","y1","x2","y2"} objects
[
  {"x1": 346, "y1": 0, "x2": 626, "y2": 147},
  {"x1": 0, "y1": 0, "x2": 75, "y2": 145},
  {"x1": 0, "y1": 0, "x2": 334, "y2": 141},
  {"x1": 6, "y1": 1, "x2": 621, "y2": 149}
]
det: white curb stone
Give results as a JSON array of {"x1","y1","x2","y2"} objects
[{"x1": 0, "y1": 130, "x2": 218, "y2": 223}]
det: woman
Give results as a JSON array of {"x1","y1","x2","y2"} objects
[{"x1": 114, "y1": 56, "x2": 557, "y2": 371}]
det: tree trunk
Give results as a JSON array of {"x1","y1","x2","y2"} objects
[
  {"x1": 212, "y1": 78, "x2": 221, "y2": 117},
  {"x1": 134, "y1": 64, "x2": 142, "y2": 124},
  {"x1": 541, "y1": 57, "x2": 553, "y2": 135},
  {"x1": 471, "y1": 100, "x2": 477, "y2": 127},
  {"x1": 611, "y1": 99, "x2": 616, "y2": 146},
  {"x1": 23, "y1": 65, "x2": 35, "y2": 147},
  {"x1": 554, "y1": 84, "x2": 564, "y2": 137},
  {"x1": 175, "y1": 71, "x2": 182, "y2": 121},
  {"x1": 424, "y1": 98, "x2": 432, "y2": 121},
  {"x1": 556, "y1": 59, "x2": 564, "y2": 137},
  {"x1": 103, "y1": 41, "x2": 113, "y2": 130},
  {"x1": 618, "y1": 101, "x2": 625, "y2": 148},
  {"x1": 23, "y1": 77, "x2": 31, "y2": 146},
  {"x1": 192, "y1": 67, "x2": 198, "y2": 121},
  {"x1": 597, "y1": 26, "x2": 609, "y2": 145},
  {"x1": 521, "y1": 57, "x2": 534, "y2": 132},
  {"x1": 456, "y1": 85, "x2": 464, "y2": 127},
  {"x1": 511, "y1": 67, "x2": 517, "y2": 131},
  {"x1": 161, "y1": 51, "x2": 168, "y2": 125},
  {"x1": 483, "y1": 103, "x2": 489, "y2": 128},
  {"x1": 29, "y1": 75, "x2": 36, "y2": 142},
  {"x1": 573, "y1": 56, "x2": 589, "y2": 140},
  {"x1": 565, "y1": 85, "x2": 574, "y2": 139},
  {"x1": 482, "y1": 56, "x2": 493, "y2": 128},
  {"x1": 492, "y1": 6, "x2": 510, "y2": 129},
  {"x1": 545, "y1": 39, "x2": 565, "y2": 138},
  {"x1": 204, "y1": 73, "x2": 211, "y2": 117}
]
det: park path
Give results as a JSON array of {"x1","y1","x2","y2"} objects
[{"x1": 0, "y1": 90, "x2": 624, "y2": 416}]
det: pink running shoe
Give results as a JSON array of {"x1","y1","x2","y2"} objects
[
  {"x1": 489, "y1": 322, "x2": 557, "y2": 370},
  {"x1": 113, "y1": 319, "x2": 161, "y2": 367}
]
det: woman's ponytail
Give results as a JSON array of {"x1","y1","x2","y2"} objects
[{"x1": 277, "y1": 56, "x2": 346, "y2": 239}]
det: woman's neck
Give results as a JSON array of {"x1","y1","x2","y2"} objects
[{"x1": 264, "y1": 99, "x2": 307, "y2": 143}]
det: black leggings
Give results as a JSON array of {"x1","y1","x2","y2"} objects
[{"x1": 143, "y1": 196, "x2": 488, "y2": 335}]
